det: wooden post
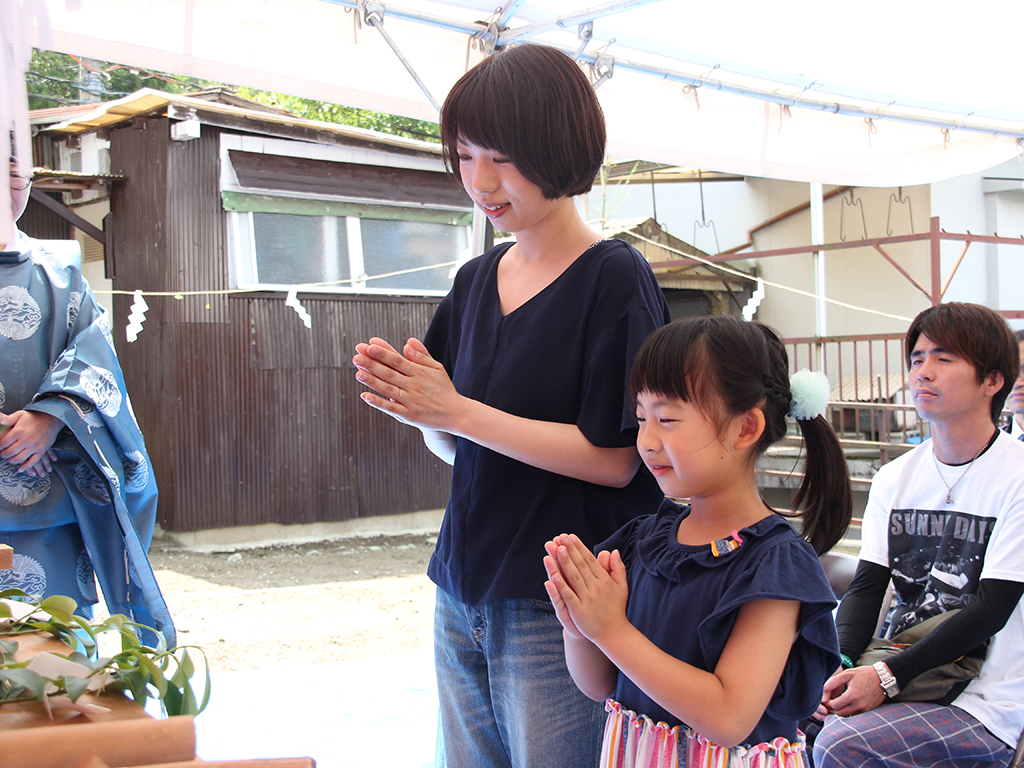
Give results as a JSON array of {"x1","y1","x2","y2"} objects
[{"x1": 0, "y1": 543, "x2": 12, "y2": 570}]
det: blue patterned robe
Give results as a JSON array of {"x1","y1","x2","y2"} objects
[{"x1": 0, "y1": 230, "x2": 174, "y2": 647}]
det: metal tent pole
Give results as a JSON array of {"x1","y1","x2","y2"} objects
[
  {"x1": 321, "y1": 0, "x2": 1024, "y2": 140},
  {"x1": 496, "y1": 0, "x2": 665, "y2": 46},
  {"x1": 362, "y1": 2, "x2": 442, "y2": 113}
]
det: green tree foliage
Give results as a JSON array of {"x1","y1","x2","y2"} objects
[
  {"x1": 234, "y1": 88, "x2": 439, "y2": 142},
  {"x1": 25, "y1": 50, "x2": 439, "y2": 142},
  {"x1": 26, "y1": 50, "x2": 208, "y2": 108}
]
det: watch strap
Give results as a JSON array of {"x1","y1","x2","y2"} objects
[{"x1": 873, "y1": 661, "x2": 900, "y2": 698}]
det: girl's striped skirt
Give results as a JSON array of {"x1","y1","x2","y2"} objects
[{"x1": 600, "y1": 699, "x2": 808, "y2": 768}]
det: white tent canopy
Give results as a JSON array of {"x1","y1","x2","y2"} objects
[{"x1": 20, "y1": 0, "x2": 1024, "y2": 186}]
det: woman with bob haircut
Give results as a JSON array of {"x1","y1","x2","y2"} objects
[{"x1": 353, "y1": 44, "x2": 670, "y2": 768}]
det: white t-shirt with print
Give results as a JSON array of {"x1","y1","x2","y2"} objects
[{"x1": 860, "y1": 431, "x2": 1024, "y2": 746}]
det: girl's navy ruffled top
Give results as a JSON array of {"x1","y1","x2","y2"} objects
[{"x1": 600, "y1": 498, "x2": 840, "y2": 746}]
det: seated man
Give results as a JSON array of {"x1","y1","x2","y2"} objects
[
  {"x1": 0, "y1": 135, "x2": 174, "y2": 646},
  {"x1": 814, "y1": 302, "x2": 1024, "y2": 767}
]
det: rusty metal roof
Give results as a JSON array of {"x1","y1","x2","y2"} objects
[
  {"x1": 29, "y1": 168, "x2": 125, "y2": 192},
  {"x1": 31, "y1": 89, "x2": 443, "y2": 156}
]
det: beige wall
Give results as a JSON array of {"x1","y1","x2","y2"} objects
[
  {"x1": 748, "y1": 181, "x2": 935, "y2": 394},
  {"x1": 933, "y1": 157, "x2": 1024, "y2": 315},
  {"x1": 573, "y1": 159, "x2": 1024, "y2": 343},
  {"x1": 754, "y1": 182, "x2": 932, "y2": 342},
  {"x1": 70, "y1": 200, "x2": 114, "y2": 318}
]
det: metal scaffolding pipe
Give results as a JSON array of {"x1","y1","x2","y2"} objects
[
  {"x1": 569, "y1": 49, "x2": 1024, "y2": 139},
  {"x1": 322, "y1": 0, "x2": 483, "y2": 35},
  {"x1": 496, "y1": 0, "x2": 528, "y2": 30},
  {"x1": 319, "y1": 0, "x2": 1024, "y2": 140},
  {"x1": 811, "y1": 182, "x2": 826, "y2": 339},
  {"x1": 362, "y1": 2, "x2": 442, "y2": 113},
  {"x1": 496, "y1": 0, "x2": 666, "y2": 46}
]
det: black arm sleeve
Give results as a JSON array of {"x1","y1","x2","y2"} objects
[
  {"x1": 885, "y1": 578, "x2": 1024, "y2": 688},
  {"x1": 835, "y1": 560, "x2": 892, "y2": 659}
]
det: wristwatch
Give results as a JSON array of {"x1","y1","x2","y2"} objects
[{"x1": 873, "y1": 661, "x2": 900, "y2": 698}]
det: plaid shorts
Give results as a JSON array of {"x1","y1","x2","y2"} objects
[{"x1": 813, "y1": 703, "x2": 1012, "y2": 768}]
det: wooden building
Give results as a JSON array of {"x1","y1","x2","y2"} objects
[
  {"x1": 24, "y1": 91, "x2": 742, "y2": 542},
  {"x1": 28, "y1": 91, "x2": 472, "y2": 538},
  {"x1": 600, "y1": 217, "x2": 756, "y2": 318}
]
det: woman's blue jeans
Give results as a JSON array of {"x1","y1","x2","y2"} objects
[{"x1": 433, "y1": 587, "x2": 605, "y2": 768}]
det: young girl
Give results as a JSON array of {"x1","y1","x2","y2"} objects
[
  {"x1": 544, "y1": 316, "x2": 852, "y2": 767},
  {"x1": 353, "y1": 44, "x2": 670, "y2": 767}
]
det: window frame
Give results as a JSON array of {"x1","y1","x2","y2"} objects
[{"x1": 220, "y1": 133, "x2": 473, "y2": 297}]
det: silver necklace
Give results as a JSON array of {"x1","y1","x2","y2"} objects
[{"x1": 932, "y1": 442, "x2": 987, "y2": 504}]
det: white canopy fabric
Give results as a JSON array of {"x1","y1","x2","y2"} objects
[{"x1": 19, "y1": 0, "x2": 1024, "y2": 188}]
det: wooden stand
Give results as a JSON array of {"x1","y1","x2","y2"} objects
[
  {"x1": 0, "y1": 633, "x2": 151, "y2": 730},
  {"x1": 1, "y1": 555, "x2": 315, "y2": 767},
  {"x1": 0, "y1": 716, "x2": 197, "y2": 768},
  {"x1": 0, "y1": 631, "x2": 317, "y2": 766}
]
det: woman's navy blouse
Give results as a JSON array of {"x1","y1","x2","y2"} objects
[{"x1": 424, "y1": 239, "x2": 670, "y2": 605}]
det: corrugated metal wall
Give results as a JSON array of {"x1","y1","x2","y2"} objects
[
  {"x1": 19, "y1": 192, "x2": 72, "y2": 241},
  {"x1": 109, "y1": 117, "x2": 452, "y2": 532}
]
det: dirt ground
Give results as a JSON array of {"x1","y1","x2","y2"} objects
[{"x1": 146, "y1": 532, "x2": 439, "y2": 672}]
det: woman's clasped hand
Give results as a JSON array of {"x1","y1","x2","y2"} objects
[{"x1": 353, "y1": 337, "x2": 461, "y2": 426}]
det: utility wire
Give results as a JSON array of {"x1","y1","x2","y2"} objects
[{"x1": 627, "y1": 230, "x2": 914, "y2": 322}]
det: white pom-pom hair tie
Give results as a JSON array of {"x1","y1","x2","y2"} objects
[{"x1": 788, "y1": 369, "x2": 831, "y2": 421}]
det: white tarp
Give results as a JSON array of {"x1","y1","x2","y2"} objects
[{"x1": 17, "y1": 0, "x2": 1024, "y2": 188}]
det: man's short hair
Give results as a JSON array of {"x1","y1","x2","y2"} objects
[
  {"x1": 906, "y1": 302, "x2": 1019, "y2": 423},
  {"x1": 440, "y1": 44, "x2": 606, "y2": 200},
  {"x1": 1014, "y1": 329, "x2": 1024, "y2": 344}
]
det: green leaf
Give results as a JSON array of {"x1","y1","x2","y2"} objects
[
  {"x1": 39, "y1": 595, "x2": 77, "y2": 623},
  {"x1": 194, "y1": 651, "x2": 211, "y2": 714},
  {"x1": 179, "y1": 683, "x2": 198, "y2": 716},
  {"x1": 71, "y1": 616, "x2": 98, "y2": 650},
  {"x1": 161, "y1": 684, "x2": 183, "y2": 717},
  {"x1": 75, "y1": 654, "x2": 113, "y2": 672},
  {"x1": 27, "y1": 620, "x2": 59, "y2": 635},
  {"x1": 170, "y1": 649, "x2": 194, "y2": 687},
  {"x1": 52, "y1": 624, "x2": 80, "y2": 646},
  {"x1": 0, "y1": 593, "x2": 209, "y2": 718},
  {"x1": 0, "y1": 668, "x2": 47, "y2": 700},
  {"x1": 99, "y1": 614, "x2": 125, "y2": 632},
  {"x1": 116, "y1": 669, "x2": 150, "y2": 704},
  {"x1": 129, "y1": 651, "x2": 167, "y2": 695},
  {"x1": 63, "y1": 674, "x2": 91, "y2": 702}
]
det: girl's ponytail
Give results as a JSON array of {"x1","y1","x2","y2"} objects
[
  {"x1": 792, "y1": 415, "x2": 853, "y2": 555},
  {"x1": 759, "y1": 326, "x2": 852, "y2": 555}
]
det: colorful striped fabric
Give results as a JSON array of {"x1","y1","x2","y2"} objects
[{"x1": 600, "y1": 699, "x2": 808, "y2": 768}]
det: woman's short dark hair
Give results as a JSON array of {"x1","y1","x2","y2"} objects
[
  {"x1": 905, "y1": 302, "x2": 1019, "y2": 423},
  {"x1": 440, "y1": 44, "x2": 606, "y2": 200}
]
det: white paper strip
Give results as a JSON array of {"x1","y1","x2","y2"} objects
[
  {"x1": 285, "y1": 288, "x2": 312, "y2": 329},
  {"x1": 742, "y1": 278, "x2": 765, "y2": 321},
  {"x1": 125, "y1": 288, "x2": 149, "y2": 342}
]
